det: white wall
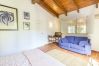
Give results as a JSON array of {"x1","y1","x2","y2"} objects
[
  {"x1": 59, "y1": 4, "x2": 99, "y2": 51},
  {"x1": 0, "y1": 0, "x2": 60, "y2": 56},
  {"x1": 89, "y1": 6, "x2": 99, "y2": 51}
]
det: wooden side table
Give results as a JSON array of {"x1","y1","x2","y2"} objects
[
  {"x1": 48, "y1": 35, "x2": 55, "y2": 43},
  {"x1": 48, "y1": 35, "x2": 61, "y2": 43}
]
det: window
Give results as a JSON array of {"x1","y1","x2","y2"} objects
[
  {"x1": 68, "y1": 26, "x2": 75, "y2": 33},
  {"x1": 67, "y1": 20, "x2": 76, "y2": 34},
  {"x1": 77, "y1": 17, "x2": 87, "y2": 34},
  {"x1": 67, "y1": 16, "x2": 87, "y2": 34}
]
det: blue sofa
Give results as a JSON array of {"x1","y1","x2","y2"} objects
[{"x1": 58, "y1": 36, "x2": 91, "y2": 55}]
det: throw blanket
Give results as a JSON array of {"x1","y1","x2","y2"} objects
[{"x1": 0, "y1": 49, "x2": 65, "y2": 66}]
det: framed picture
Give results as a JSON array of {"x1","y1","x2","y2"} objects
[
  {"x1": 0, "y1": 4, "x2": 18, "y2": 30},
  {"x1": 23, "y1": 22, "x2": 30, "y2": 30},
  {"x1": 24, "y1": 12, "x2": 30, "y2": 20}
]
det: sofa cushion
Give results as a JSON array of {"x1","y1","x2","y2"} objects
[
  {"x1": 73, "y1": 39, "x2": 80, "y2": 44},
  {"x1": 73, "y1": 37, "x2": 88, "y2": 44},
  {"x1": 79, "y1": 42, "x2": 85, "y2": 47},
  {"x1": 77, "y1": 37, "x2": 88, "y2": 41},
  {"x1": 70, "y1": 44, "x2": 85, "y2": 51},
  {"x1": 79, "y1": 41, "x2": 88, "y2": 47},
  {"x1": 61, "y1": 43, "x2": 71, "y2": 48},
  {"x1": 65, "y1": 36, "x2": 75, "y2": 43},
  {"x1": 61, "y1": 38, "x2": 68, "y2": 43}
]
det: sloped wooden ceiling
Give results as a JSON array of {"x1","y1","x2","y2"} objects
[{"x1": 32, "y1": 0, "x2": 99, "y2": 17}]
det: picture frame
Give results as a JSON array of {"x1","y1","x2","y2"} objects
[
  {"x1": 23, "y1": 22, "x2": 30, "y2": 30},
  {"x1": 24, "y1": 12, "x2": 30, "y2": 20},
  {"x1": 0, "y1": 4, "x2": 18, "y2": 30}
]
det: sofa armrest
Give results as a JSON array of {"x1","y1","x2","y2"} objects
[
  {"x1": 85, "y1": 44, "x2": 91, "y2": 55},
  {"x1": 88, "y1": 39, "x2": 90, "y2": 43},
  {"x1": 85, "y1": 44, "x2": 91, "y2": 50},
  {"x1": 58, "y1": 39, "x2": 62, "y2": 46}
]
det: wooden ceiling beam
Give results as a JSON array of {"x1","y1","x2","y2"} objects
[
  {"x1": 53, "y1": 0, "x2": 68, "y2": 16},
  {"x1": 73, "y1": 0, "x2": 80, "y2": 13},
  {"x1": 96, "y1": 0, "x2": 99, "y2": 8},
  {"x1": 32, "y1": 0, "x2": 99, "y2": 17},
  {"x1": 96, "y1": 3, "x2": 98, "y2": 8},
  {"x1": 74, "y1": 0, "x2": 98, "y2": 8},
  {"x1": 37, "y1": 0, "x2": 59, "y2": 17},
  {"x1": 32, "y1": 0, "x2": 40, "y2": 4}
]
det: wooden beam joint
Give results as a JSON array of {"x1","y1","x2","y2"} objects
[
  {"x1": 77, "y1": 9, "x2": 80, "y2": 13},
  {"x1": 73, "y1": 0, "x2": 80, "y2": 13},
  {"x1": 96, "y1": 3, "x2": 98, "y2": 8},
  {"x1": 32, "y1": 0, "x2": 40, "y2": 4}
]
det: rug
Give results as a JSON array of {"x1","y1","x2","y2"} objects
[{"x1": 46, "y1": 49, "x2": 90, "y2": 66}]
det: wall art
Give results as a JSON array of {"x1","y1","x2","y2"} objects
[
  {"x1": 23, "y1": 22, "x2": 30, "y2": 30},
  {"x1": 0, "y1": 4, "x2": 18, "y2": 30},
  {"x1": 24, "y1": 12, "x2": 30, "y2": 20}
]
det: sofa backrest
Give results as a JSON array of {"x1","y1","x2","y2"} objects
[
  {"x1": 65, "y1": 36, "x2": 75, "y2": 43},
  {"x1": 61, "y1": 38, "x2": 68, "y2": 43},
  {"x1": 74, "y1": 37, "x2": 88, "y2": 44},
  {"x1": 64, "y1": 36, "x2": 89, "y2": 44}
]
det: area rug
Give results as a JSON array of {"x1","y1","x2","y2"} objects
[{"x1": 46, "y1": 49, "x2": 90, "y2": 66}]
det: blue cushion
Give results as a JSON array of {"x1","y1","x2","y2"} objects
[
  {"x1": 77, "y1": 37, "x2": 88, "y2": 41},
  {"x1": 73, "y1": 37, "x2": 88, "y2": 44},
  {"x1": 61, "y1": 38, "x2": 68, "y2": 43},
  {"x1": 65, "y1": 36, "x2": 75, "y2": 43},
  {"x1": 79, "y1": 41, "x2": 88, "y2": 46},
  {"x1": 79, "y1": 41, "x2": 85, "y2": 47},
  {"x1": 73, "y1": 38, "x2": 79, "y2": 44},
  {"x1": 70, "y1": 44, "x2": 85, "y2": 51}
]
